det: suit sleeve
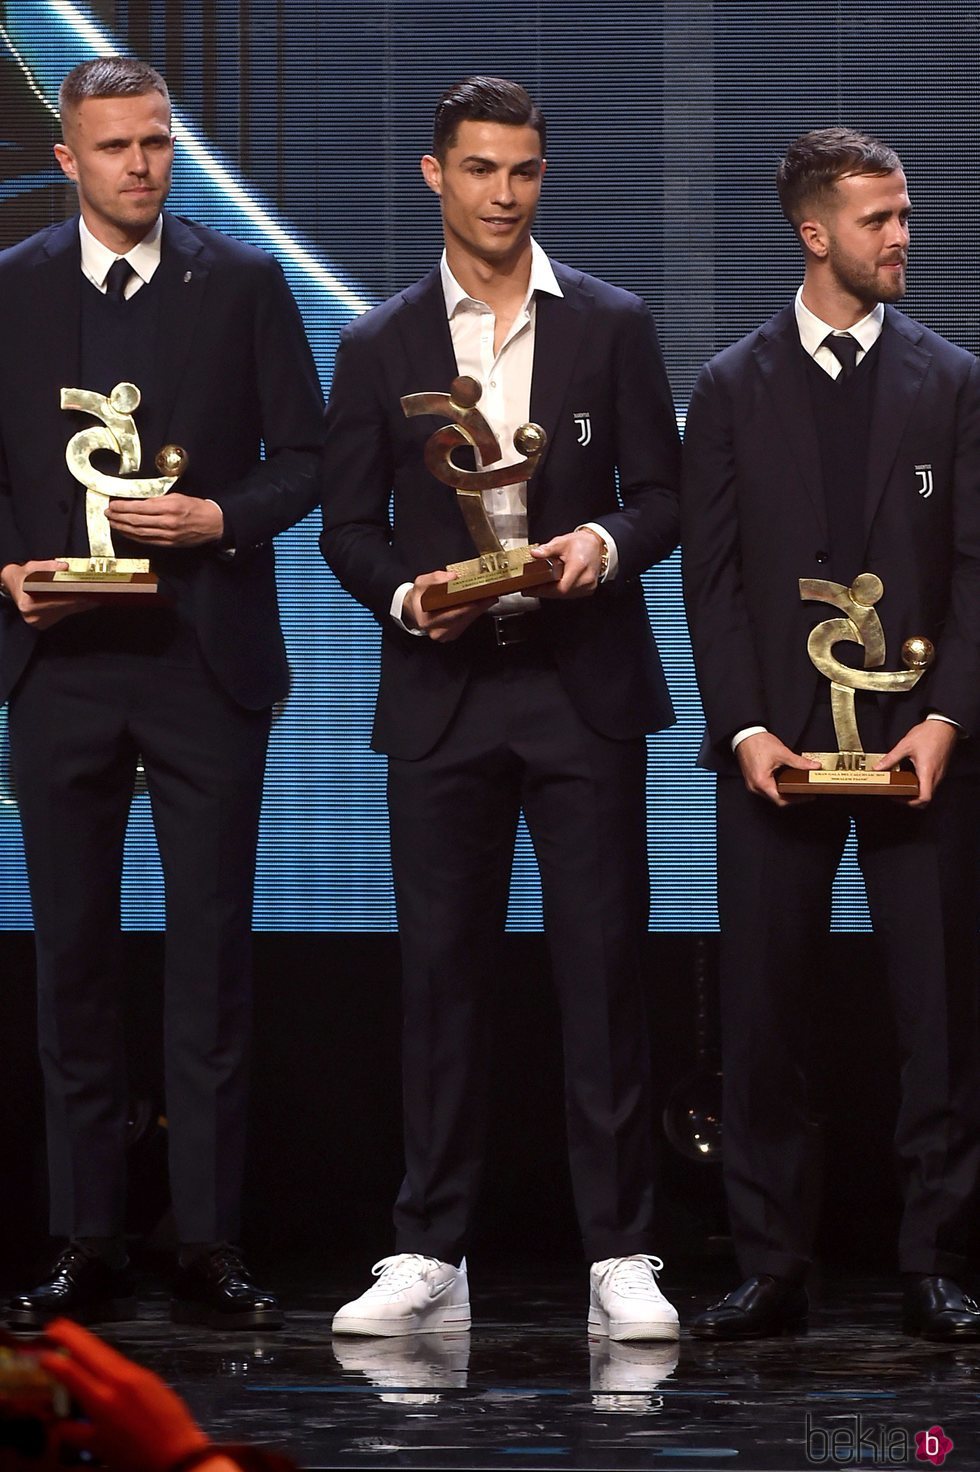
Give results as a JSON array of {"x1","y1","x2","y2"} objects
[
  {"x1": 927, "y1": 353, "x2": 980, "y2": 734},
  {"x1": 208, "y1": 259, "x2": 325, "y2": 549},
  {"x1": 591, "y1": 299, "x2": 680, "y2": 581},
  {"x1": 319, "y1": 323, "x2": 415, "y2": 621},
  {"x1": 681, "y1": 360, "x2": 769, "y2": 749},
  {"x1": 0, "y1": 427, "x2": 27, "y2": 571}
]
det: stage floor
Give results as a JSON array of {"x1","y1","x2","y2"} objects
[{"x1": 35, "y1": 1262, "x2": 980, "y2": 1470}]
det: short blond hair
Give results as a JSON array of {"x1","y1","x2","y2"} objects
[{"x1": 59, "y1": 56, "x2": 170, "y2": 138}]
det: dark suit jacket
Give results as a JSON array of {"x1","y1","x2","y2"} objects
[
  {"x1": 681, "y1": 304, "x2": 980, "y2": 770},
  {"x1": 0, "y1": 212, "x2": 325, "y2": 709},
  {"x1": 319, "y1": 261, "x2": 680, "y2": 760}
]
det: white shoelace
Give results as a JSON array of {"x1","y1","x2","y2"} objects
[
  {"x1": 370, "y1": 1253, "x2": 440, "y2": 1290},
  {"x1": 596, "y1": 1254, "x2": 666, "y2": 1297}
]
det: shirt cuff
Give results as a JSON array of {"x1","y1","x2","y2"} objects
[
  {"x1": 731, "y1": 725, "x2": 768, "y2": 752},
  {"x1": 391, "y1": 581, "x2": 427, "y2": 636},
  {"x1": 926, "y1": 712, "x2": 960, "y2": 729},
  {"x1": 579, "y1": 522, "x2": 619, "y2": 583}
]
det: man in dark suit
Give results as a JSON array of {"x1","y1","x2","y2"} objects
[
  {"x1": 321, "y1": 77, "x2": 681, "y2": 1339},
  {"x1": 0, "y1": 57, "x2": 324, "y2": 1329},
  {"x1": 682, "y1": 128, "x2": 980, "y2": 1340}
]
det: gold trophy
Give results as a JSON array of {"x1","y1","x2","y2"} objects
[
  {"x1": 776, "y1": 572, "x2": 934, "y2": 798},
  {"x1": 400, "y1": 375, "x2": 560, "y2": 611},
  {"x1": 23, "y1": 381, "x2": 187, "y2": 599}
]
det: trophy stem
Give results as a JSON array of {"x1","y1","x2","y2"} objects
[
  {"x1": 457, "y1": 488, "x2": 505, "y2": 557},
  {"x1": 830, "y1": 681, "x2": 862, "y2": 753}
]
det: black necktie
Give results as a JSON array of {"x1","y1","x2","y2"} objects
[
  {"x1": 105, "y1": 257, "x2": 134, "y2": 303},
  {"x1": 824, "y1": 332, "x2": 859, "y2": 380}
]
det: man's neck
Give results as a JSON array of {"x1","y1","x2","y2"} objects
[
  {"x1": 800, "y1": 268, "x2": 876, "y2": 331},
  {"x1": 80, "y1": 207, "x2": 162, "y2": 256},
  {"x1": 444, "y1": 239, "x2": 533, "y2": 316}
]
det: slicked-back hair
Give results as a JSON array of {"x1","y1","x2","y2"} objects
[
  {"x1": 776, "y1": 127, "x2": 903, "y2": 234},
  {"x1": 432, "y1": 75, "x2": 545, "y2": 160},
  {"x1": 59, "y1": 56, "x2": 170, "y2": 136}
]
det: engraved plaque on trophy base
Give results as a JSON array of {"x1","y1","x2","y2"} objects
[
  {"x1": 420, "y1": 546, "x2": 562, "y2": 612},
  {"x1": 23, "y1": 557, "x2": 160, "y2": 599},
  {"x1": 776, "y1": 753, "x2": 919, "y2": 798}
]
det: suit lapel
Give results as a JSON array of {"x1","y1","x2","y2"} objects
[
  {"x1": 395, "y1": 267, "x2": 458, "y2": 389},
  {"x1": 864, "y1": 310, "x2": 930, "y2": 536},
  {"x1": 19, "y1": 223, "x2": 84, "y2": 546},
  {"x1": 754, "y1": 306, "x2": 826, "y2": 532},
  {"x1": 146, "y1": 213, "x2": 209, "y2": 447},
  {"x1": 30, "y1": 219, "x2": 83, "y2": 403},
  {"x1": 529, "y1": 271, "x2": 589, "y2": 485}
]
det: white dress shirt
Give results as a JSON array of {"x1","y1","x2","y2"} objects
[
  {"x1": 391, "y1": 238, "x2": 617, "y2": 629},
  {"x1": 794, "y1": 286, "x2": 884, "y2": 377},
  {"x1": 79, "y1": 213, "x2": 162, "y2": 297}
]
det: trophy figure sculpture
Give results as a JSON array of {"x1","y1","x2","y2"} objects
[
  {"x1": 776, "y1": 572, "x2": 934, "y2": 797},
  {"x1": 400, "y1": 375, "x2": 559, "y2": 611},
  {"x1": 23, "y1": 381, "x2": 187, "y2": 599}
]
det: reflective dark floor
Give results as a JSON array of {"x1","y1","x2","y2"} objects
[{"x1": 22, "y1": 1262, "x2": 980, "y2": 1470}]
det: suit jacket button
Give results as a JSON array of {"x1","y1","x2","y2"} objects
[{"x1": 815, "y1": 550, "x2": 829, "y2": 564}]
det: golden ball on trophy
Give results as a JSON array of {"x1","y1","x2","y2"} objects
[
  {"x1": 514, "y1": 422, "x2": 547, "y2": 458},
  {"x1": 901, "y1": 636, "x2": 934, "y2": 672},
  {"x1": 155, "y1": 444, "x2": 189, "y2": 478}
]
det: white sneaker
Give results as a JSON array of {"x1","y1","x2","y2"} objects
[
  {"x1": 332, "y1": 1254, "x2": 470, "y2": 1337},
  {"x1": 588, "y1": 1254, "x2": 680, "y2": 1342}
]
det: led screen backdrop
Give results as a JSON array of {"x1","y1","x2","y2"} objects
[{"x1": 1, "y1": 0, "x2": 977, "y2": 932}]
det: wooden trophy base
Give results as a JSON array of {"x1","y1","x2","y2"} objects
[
  {"x1": 420, "y1": 548, "x2": 562, "y2": 612},
  {"x1": 23, "y1": 564, "x2": 160, "y2": 602},
  {"x1": 776, "y1": 753, "x2": 918, "y2": 799}
]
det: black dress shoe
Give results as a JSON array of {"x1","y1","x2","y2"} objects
[
  {"x1": 691, "y1": 1274, "x2": 808, "y2": 1340},
  {"x1": 903, "y1": 1276, "x2": 980, "y2": 1341},
  {"x1": 7, "y1": 1244, "x2": 137, "y2": 1330},
  {"x1": 171, "y1": 1245, "x2": 283, "y2": 1330}
]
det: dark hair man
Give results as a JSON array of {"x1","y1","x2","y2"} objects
[
  {"x1": 682, "y1": 127, "x2": 980, "y2": 1340},
  {"x1": 0, "y1": 56, "x2": 325, "y2": 1329},
  {"x1": 320, "y1": 76, "x2": 681, "y2": 1338},
  {"x1": 431, "y1": 73, "x2": 547, "y2": 157}
]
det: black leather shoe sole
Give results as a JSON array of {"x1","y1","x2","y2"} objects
[
  {"x1": 8, "y1": 1294, "x2": 138, "y2": 1331},
  {"x1": 691, "y1": 1316, "x2": 808, "y2": 1340},
  {"x1": 170, "y1": 1298, "x2": 284, "y2": 1331}
]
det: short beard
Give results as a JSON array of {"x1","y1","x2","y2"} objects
[{"x1": 828, "y1": 243, "x2": 906, "y2": 307}]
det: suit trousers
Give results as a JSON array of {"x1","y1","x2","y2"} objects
[
  {"x1": 8, "y1": 625, "x2": 270, "y2": 1243},
  {"x1": 387, "y1": 639, "x2": 656, "y2": 1264},
  {"x1": 716, "y1": 773, "x2": 980, "y2": 1281}
]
